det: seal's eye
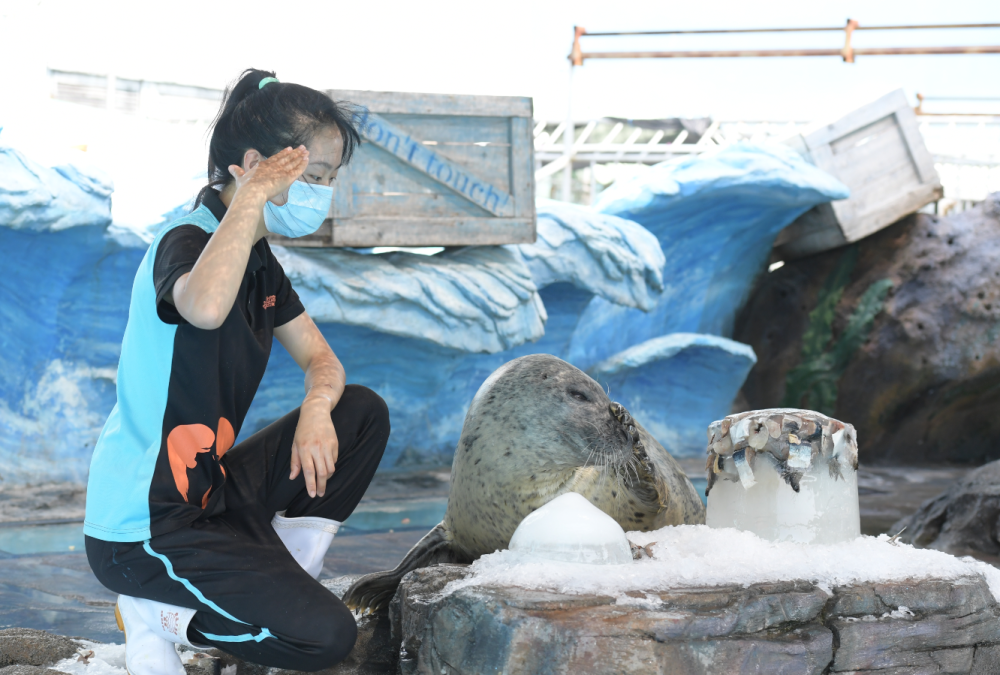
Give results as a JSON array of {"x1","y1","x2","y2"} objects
[{"x1": 569, "y1": 390, "x2": 589, "y2": 402}]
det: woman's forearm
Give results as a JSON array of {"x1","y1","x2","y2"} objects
[
  {"x1": 303, "y1": 350, "x2": 346, "y2": 412},
  {"x1": 172, "y1": 147, "x2": 310, "y2": 330},
  {"x1": 172, "y1": 187, "x2": 266, "y2": 329}
]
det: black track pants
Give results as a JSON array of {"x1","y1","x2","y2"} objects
[{"x1": 86, "y1": 385, "x2": 389, "y2": 672}]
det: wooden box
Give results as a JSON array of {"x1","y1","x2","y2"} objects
[
  {"x1": 269, "y1": 90, "x2": 536, "y2": 248},
  {"x1": 775, "y1": 89, "x2": 942, "y2": 260}
]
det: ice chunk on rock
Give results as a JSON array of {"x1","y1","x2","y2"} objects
[
  {"x1": 706, "y1": 408, "x2": 861, "y2": 544},
  {"x1": 508, "y1": 492, "x2": 633, "y2": 565}
]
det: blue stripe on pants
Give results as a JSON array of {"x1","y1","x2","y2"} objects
[{"x1": 142, "y1": 540, "x2": 274, "y2": 643}]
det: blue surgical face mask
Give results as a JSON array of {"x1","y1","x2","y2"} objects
[{"x1": 263, "y1": 180, "x2": 333, "y2": 238}]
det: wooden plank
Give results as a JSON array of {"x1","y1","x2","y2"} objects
[
  {"x1": 328, "y1": 89, "x2": 533, "y2": 118},
  {"x1": 830, "y1": 115, "x2": 921, "y2": 208},
  {"x1": 893, "y1": 104, "x2": 940, "y2": 185},
  {"x1": 267, "y1": 220, "x2": 333, "y2": 247},
  {"x1": 801, "y1": 90, "x2": 911, "y2": 149},
  {"x1": 380, "y1": 114, "x2": 513, "y2": 191},
  {"x1": 779, "y1": 89, "x2": 943, "y2": 258},
  {"x1": 843, "y1": 183, "x2": 943, "y2": 242},
  {"x1": 381, "y1": 114, "x2": 512, "y2": 144},
  {"x1": 273, "y1": 89, "x2": 538, "y2": 248},
  {"x1": 356, "y1": 110, "x2": 516, "y2": 218},
  {"x1": 340, "y1": 142, "x2": 501, "y2": 219},
  {"x1": 331, "y1": 218, "x2": 536, "y2": 247},
  {"x1": 509, "y1": 117, "x2": 536, "y2": 222}
]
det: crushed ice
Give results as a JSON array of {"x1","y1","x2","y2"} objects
[
  {"x1": 443, "y1": 525, "x2": 1000, "y2": 601},
  {"x1": 50, "y1": 641, "x2": 232, "y2": 675},
  {"x1": 52, "y1": 642, "x2": 125, "y2": 675}
]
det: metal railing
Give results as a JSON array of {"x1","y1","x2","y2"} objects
[{"x1": 534, "y1": 115, "x2": 1000, "y2": 208}]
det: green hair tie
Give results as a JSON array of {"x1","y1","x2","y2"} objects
[{"x1": 258, "y1": 77, "x2": 279, "y2": 89}]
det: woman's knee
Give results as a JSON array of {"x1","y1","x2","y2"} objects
[
  {"x1": 298, "y1": 603, "x2": 358, "y2": 670},
  {"x1": 342, "y1": 384, "x2": 390, "y2": 434}
]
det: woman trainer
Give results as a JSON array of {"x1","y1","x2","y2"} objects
[{"x1": 83, "y1": 69, "x2": 388, "y2": 675}]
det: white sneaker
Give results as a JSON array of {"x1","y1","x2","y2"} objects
[
  {"x1": 272, "y1": 512, "x2": 341, "y2": 579},
  {"x1": 115, "y1": 595, "x2": 197, "y2": 675}
]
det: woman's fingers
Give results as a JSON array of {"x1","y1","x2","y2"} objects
[
  {"x1": 315, "y1": 458, "x2": 328, "y2": 498},
  {"x1": 300, "y1": 450, "x2": 317, "y2": 498},
  {"x1": 247, "y1": 146, "x2": 309, "y2": 200},
  {"x1": 313, "y1": 441, "x2": 334, "y2": 497},
  {"x1": 289, "y1": 442, "x2": 301, "y2": 480}
]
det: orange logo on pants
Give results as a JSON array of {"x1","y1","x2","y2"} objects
[{"x1": 167, "y1": 418, "x2": 235, "y2": 507}]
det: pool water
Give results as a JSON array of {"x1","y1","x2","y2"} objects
[
  {"x1": 0, "y1": 523, "x2": 86, "y2": 555},
  {"x1": 339, "y1": 498, "x2": 448, "y2": 533},
  {"x1": 0, "y1": 498, "x2": 451, "y2": 555},
  {"x1": 0, "y1": 480, "x2": 706, "y2": 556}
]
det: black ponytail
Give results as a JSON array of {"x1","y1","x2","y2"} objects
[{"x1": 196, "y1": 68, "x2": 361, "y2": 206}]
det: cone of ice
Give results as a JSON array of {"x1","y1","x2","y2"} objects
[
  {"x1": 705, "y1": 408, "x2": 860, "y2": 544},
  {"x1": 508, "y1": 492, "x2": 633, "y2": 564}
]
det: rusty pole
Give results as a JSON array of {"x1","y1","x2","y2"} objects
[
  {"x1": 569, "y1": 21, "x2": 1000, "y2": 65},
  {"x1": 578, "y1": 46, "x2": 1000, "y2": 60},
  {"x1": 579, "y1": 23, "x2": 1000, "y2": 36}
]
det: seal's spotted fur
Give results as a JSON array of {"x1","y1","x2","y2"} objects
[{"x1": 344, "y1": 355, "x2": 705, "y2": 612}]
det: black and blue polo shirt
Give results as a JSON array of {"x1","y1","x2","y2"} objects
[{"x1": 84, "y1": 191, "x2": 304, "y2": 542}]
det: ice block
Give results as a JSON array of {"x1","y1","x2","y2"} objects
[
  {"x1": 705, "y1": 408, "x2": 860, "y2": 544},
  {"x1": 509, "y1": 492, "x2": 633, "y2": 564}
]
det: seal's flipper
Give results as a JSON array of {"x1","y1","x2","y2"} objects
[{"x1": 342, "y1": 522, "x2": 456, "y2": 613}]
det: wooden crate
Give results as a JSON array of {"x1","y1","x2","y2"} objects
[
  {"x1": 775, "y1": 89, "x2": 942, "y2": 260},
  {"x1": 268, "y1": 90, "x2": 535, "y2": 248}
]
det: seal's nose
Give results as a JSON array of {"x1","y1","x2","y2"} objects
[
  {"x1": 610, "y1": 402, "x2": 633, "y2": 427},
  {"x1": 610, "y1": 402, "x2": 642, "y2": 446}
]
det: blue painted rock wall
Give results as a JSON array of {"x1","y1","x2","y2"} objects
[{"x1": 0, "y1": 142, "x2": 847, "y2": 481}]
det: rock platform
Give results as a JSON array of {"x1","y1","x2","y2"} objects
[
  {"x1": 5, "y1": 567, "x2": 1000, "y2": 675},
  {"x1": 390, "y1": 565, "x2": 1000, "y2": 674}
]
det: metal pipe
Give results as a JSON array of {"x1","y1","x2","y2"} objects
[
  {"x1": 561, "y1": 62, "x2": 575, "y2": 202},
  {"x1": 581, "y1": 23, "x2": 1000, "y2": 36},
  {"x1": 579, "y1": 46, "x2": 1000, "y2": 60},
  {"x1": 920, "y1": 96, "x2": 1000, "y2": 101}
]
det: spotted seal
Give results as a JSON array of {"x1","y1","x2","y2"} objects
[{"x1": 343, "y1": 354, "x2": 705, "y2": 611}]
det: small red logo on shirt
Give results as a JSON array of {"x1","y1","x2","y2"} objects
[{"x1": 263, "y1": 295, "x2": 276, "y2": 309}]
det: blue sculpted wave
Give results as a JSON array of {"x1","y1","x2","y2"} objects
[
  {"x1": 589, "y1": 334, "x2": 758, "y2": 455},
  {"x1": 0, "y1": 141, "x2": 846, "y2": 480},
  {"x1": 0, "y1": 145, "x2": 140, "y2": 481},
  {"x1": 569, "y1": 143, "x2": 850, "y2": 369}
]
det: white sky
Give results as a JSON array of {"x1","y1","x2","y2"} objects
[{"x1": 3, "y1": 0, "x2": 999, "y2": 122}]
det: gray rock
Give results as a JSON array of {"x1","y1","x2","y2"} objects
[
  {"x1": 0, "y1": 666, "x2": 68, "y2": 675},
  {"x1": 319, "y1": 575, "x2": 364, "y2": 601},
  {"x1": 972, "y1": 644, "x2": 1000, "y2": 674},
  {"x1": 178, "y1": 649, "x2": 222, "y2": 675},
  {"x1": 390, "y1": 565, "x2": 1000, "y2": 674},
  {"x1": 735, "y1": 193, "x2": 1000, "y2": 464},
  {"x1": 892, "y1": 460, "x2": 1000, "y2": 558},
  {"x1": 0, "y1": 629, "x2": 79, "y2": 667},
  {"x1": 195, "y1": 650, "x2": 269, "y2": 675},
  {"x1": 829, "y1": 577, "x2": 1000, "y2": 672}
]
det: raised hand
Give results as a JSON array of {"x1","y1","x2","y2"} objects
[{"x1": 228, "y1": 145, "x2": 309, "y2": 203}]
